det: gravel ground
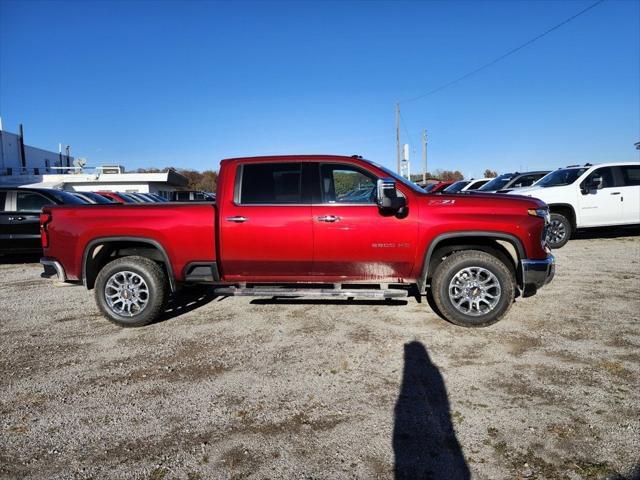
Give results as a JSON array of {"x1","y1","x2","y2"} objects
[{"x1": 1, "y1": 232, "x2": 639, "y2": 480}]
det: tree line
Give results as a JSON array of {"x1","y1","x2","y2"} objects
[{"x1": 135, "y1": 167, "x2": 218, "y2": 192}]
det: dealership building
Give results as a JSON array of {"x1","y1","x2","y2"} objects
[
  {"x1": 0, "y1": 123, "x2": 188, "y2": 195},
  {"x1": 22, "y1": 167, "x2": 189, "y2": 196}
]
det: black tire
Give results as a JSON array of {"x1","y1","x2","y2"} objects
[
  {"x1": 94, "y1": 256, "x2": 168, "y2": 327},
  {"x1": 547, "y1": 213, "x2": 571, "y2": 249},
  {"x1": 430, "y1": 250, "x2": 515, "y2": 328}
]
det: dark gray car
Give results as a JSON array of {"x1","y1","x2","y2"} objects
[
  {"x1": 477, "y1": 171, "x2": 550, "y2": 193},
  {"x1": 0, "y1": 188, "x2": 87, "y2": 254}
]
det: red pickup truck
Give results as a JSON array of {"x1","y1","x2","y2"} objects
[{"x1": 40, "y1": 155, "x2": 554, "y2": 328}]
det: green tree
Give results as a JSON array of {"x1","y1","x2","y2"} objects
[
  {"x1": 483, "y1": 169, "x2": 498, "y2": 178},
  {"x1": 435, "y1": 170, "x2": 464, "y2": 181},
  {"x1": 134, "y1": 167, "x2": 219, "y2": 192}
]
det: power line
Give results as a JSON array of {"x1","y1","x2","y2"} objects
[
  {"x1": 400, "y1": 0, "x2": 605, "y2": 104},
  {"x1": 399, "y1": 111, "x2": 415, "y2": 147}
]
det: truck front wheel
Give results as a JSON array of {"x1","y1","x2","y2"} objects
[
  {"x1": 94, "y1": 256, "x2": 168, "y2": 327},
  {"x1": 430, "y1": 250, "x2": 515, "y2": 327}
]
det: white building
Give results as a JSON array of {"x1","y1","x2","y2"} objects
[
  {"x1": 0, "y1": 123, "x2": 189, "y2": 195},
  {"x1": 0, "y1": 125, "x2": 74, "y2": 187},
  {"x1": 22, "y1": 167, "x2": 189, "y2": 196}
]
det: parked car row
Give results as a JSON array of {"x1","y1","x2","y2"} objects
[
  {"x1": 506, "y1": 162, "x2": 640, "y2": 248},
  {"x1": 1, "y1": 188, "x2": 87, "y2": 254},
  {"x1": 0, "y1": 187, "x2": 216, "y2": 255},
  {"x1": 422, "y1": 162, "x2": 640, "y2": 249}
]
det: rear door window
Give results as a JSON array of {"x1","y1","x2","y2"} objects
[
  {"x1": 0, "y1": 192, "x2": 7, "y2": 211},
  {"x1": 620, "y1": 165, "x2": 640, "y2": 186},
  {"x1": 239, "y1": 163, "x2": 303, "y2": 204},
  {"x1": 16, "y1": 192, "x2": 52, "y2": 212}
]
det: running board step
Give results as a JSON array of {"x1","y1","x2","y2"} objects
[{"x1": 212, "y1": 287, "x2": 409, "y2": 299}]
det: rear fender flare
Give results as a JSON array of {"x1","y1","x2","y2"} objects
[{"x1": 82, "y1": 236, "x2": 176, "y2": 291}]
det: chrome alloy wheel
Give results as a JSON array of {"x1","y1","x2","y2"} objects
[
  {"x1": 104, "y1": 271, "x2": 150, "y2": 317},
  {"x1": 546, "y1": 219, "x2": 567, "y2": 246},
  {"x1": 448, "y1": 266, "x2": 501, "y2": 316}
]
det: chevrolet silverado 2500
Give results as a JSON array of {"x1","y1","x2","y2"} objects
[{"x1": 40, "y1": 155, "x2": 555, "y2": 328}]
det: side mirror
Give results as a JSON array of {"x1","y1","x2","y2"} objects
[
  {"x1": 582, "y1": 174, "x2": 602, "y2": 194},
  {"x1": 376, "y1": 178, "x2": 407, "y2": 211}
]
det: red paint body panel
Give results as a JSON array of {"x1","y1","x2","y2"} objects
[
  {"x1": 43, "y1": 155, "x2": 549, "y2": 287},
  {"x1": 42, "y1": 204, "x2": 216, "y2": 281},
  {"x1": 311, "y1": 204, "x2": 418, "y2": 280}
]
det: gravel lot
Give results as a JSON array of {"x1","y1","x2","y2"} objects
[{"x1": 1, "y1": 231, "x2": 639, "y2": 480}]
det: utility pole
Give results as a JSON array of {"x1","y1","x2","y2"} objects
[
  {"x1": 422, "y1": 129, "x2": 427, "y2": 183},
  {"x1": 18, "y1": 124, "x2": 27, "y2": 171},
  {"x1": 395, "y1": 103, "x2": 401, "y2": 174}
]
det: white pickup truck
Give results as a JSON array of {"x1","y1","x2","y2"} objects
[{"x1": 509, "y1": 162, "x2": 640, "y2": 248}]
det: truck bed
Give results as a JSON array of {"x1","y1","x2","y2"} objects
[{"x1": 43, "y1": 203, "x2": 217, "y2": 283}]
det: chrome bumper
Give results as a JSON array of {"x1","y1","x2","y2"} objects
[
  {"x1": 521, "y1": 255, "x2": 555, "y2": 295},
  {"x1": 40, "y1": 258, "x2": 67, "y2": 282}
]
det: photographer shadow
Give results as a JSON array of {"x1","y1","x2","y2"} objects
[{"x1": 393, "y1": 341, "x2": 470, "y2": 480}]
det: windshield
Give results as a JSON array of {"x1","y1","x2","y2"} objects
[
  {"x1": 478, "y1": 174, "x2": 512, "y2": 191},
  {"x1": 443, "y1": 180, "x2": 470, "y2": 193},
  {"x1": 368, "y1": 160, "x2": 426, "y2": 194},
  {"x1": 536, "y1": 168, "x2": 588, "y2": 187},
  {"x1": 82, "y1": 191, "x2": 114, "y2": 204},
  {"x1": 47, "y1": 189, "x2": 87, "y2": 205},
  {"x1": 117, "y1": 193, "x2": 137, "y2": 203}
]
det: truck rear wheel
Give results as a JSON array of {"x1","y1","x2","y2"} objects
[
  {"x1": 546, "y1": 213, "x2": 571, "y2": 249},
  {"x1": 95, "y1": 256, "x2": 168, "y2": 327},
  {"x1": 430, "y1": 250, "x2": 515, "y2": 327}
]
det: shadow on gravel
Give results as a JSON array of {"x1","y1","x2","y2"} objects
[
  {"x1": 250, "y1": 298, "x2": 408, "y2": 306},
  {"x1": 153, "y1": 286, "x2": 224, "y2": 324},
  {"x1": 393, "y1": 341, "x2": 469, "y2": 480},
  {"x1": 0, "y1": 254, "x2": 41, "y2": 265},
  {"x1": 572, "y1": 226, "x2": 640, "y2": 241}
]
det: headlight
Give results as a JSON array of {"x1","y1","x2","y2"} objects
[{"x1": 528, "y1": 208, "x2": 550, "y2": 225}]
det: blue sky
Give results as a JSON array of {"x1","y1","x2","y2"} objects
[{"x1": 1, "y1": 0, "x2": 638, "y2": 178}]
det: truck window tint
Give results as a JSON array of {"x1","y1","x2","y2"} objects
[
  {"x1": 512, "y1": 175, "x2": 538, "y2": 188},
  {"x1": 0, "y1": 192, "x2": 6, "y2": 210},
  {"x1": 320, "y1": 164, "x2": 376, "y2": 204},
  {"x1": 585, "y1": 167, "x2": 616, "y2": 189},
  {"x1": 16, "y1": 192, "x2": 52, "y2": 212},
  {"x1": 240, "y1": 163, "x2": 302, "y2": 204},
  {"x1": 467, "y1": 179, "x2": 489, "y2": 190},
  {"x1": 621, "y1": 166, "x2": 640, "y2": 186}
]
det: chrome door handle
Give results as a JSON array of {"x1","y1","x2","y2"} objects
[
  {"x1": 317, "y1": 215, "x2": 340, "y2": 223},
  {"x1": 8, "y1": 216, "x2": 26, "y2": 221},
  {"x1": 610, "y1": 192, "x2": 621, "y2": 195},
  {"x1": 226, "y1": 216, "x2": 248, "y2": 223}
]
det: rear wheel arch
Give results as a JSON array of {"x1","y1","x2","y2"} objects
[
  {"x1": 82, "y1": 237, "x2": 175, "y2": 291},
  {"x1": 418, "y1": 232, "x2": 525, "y2": 291}
]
